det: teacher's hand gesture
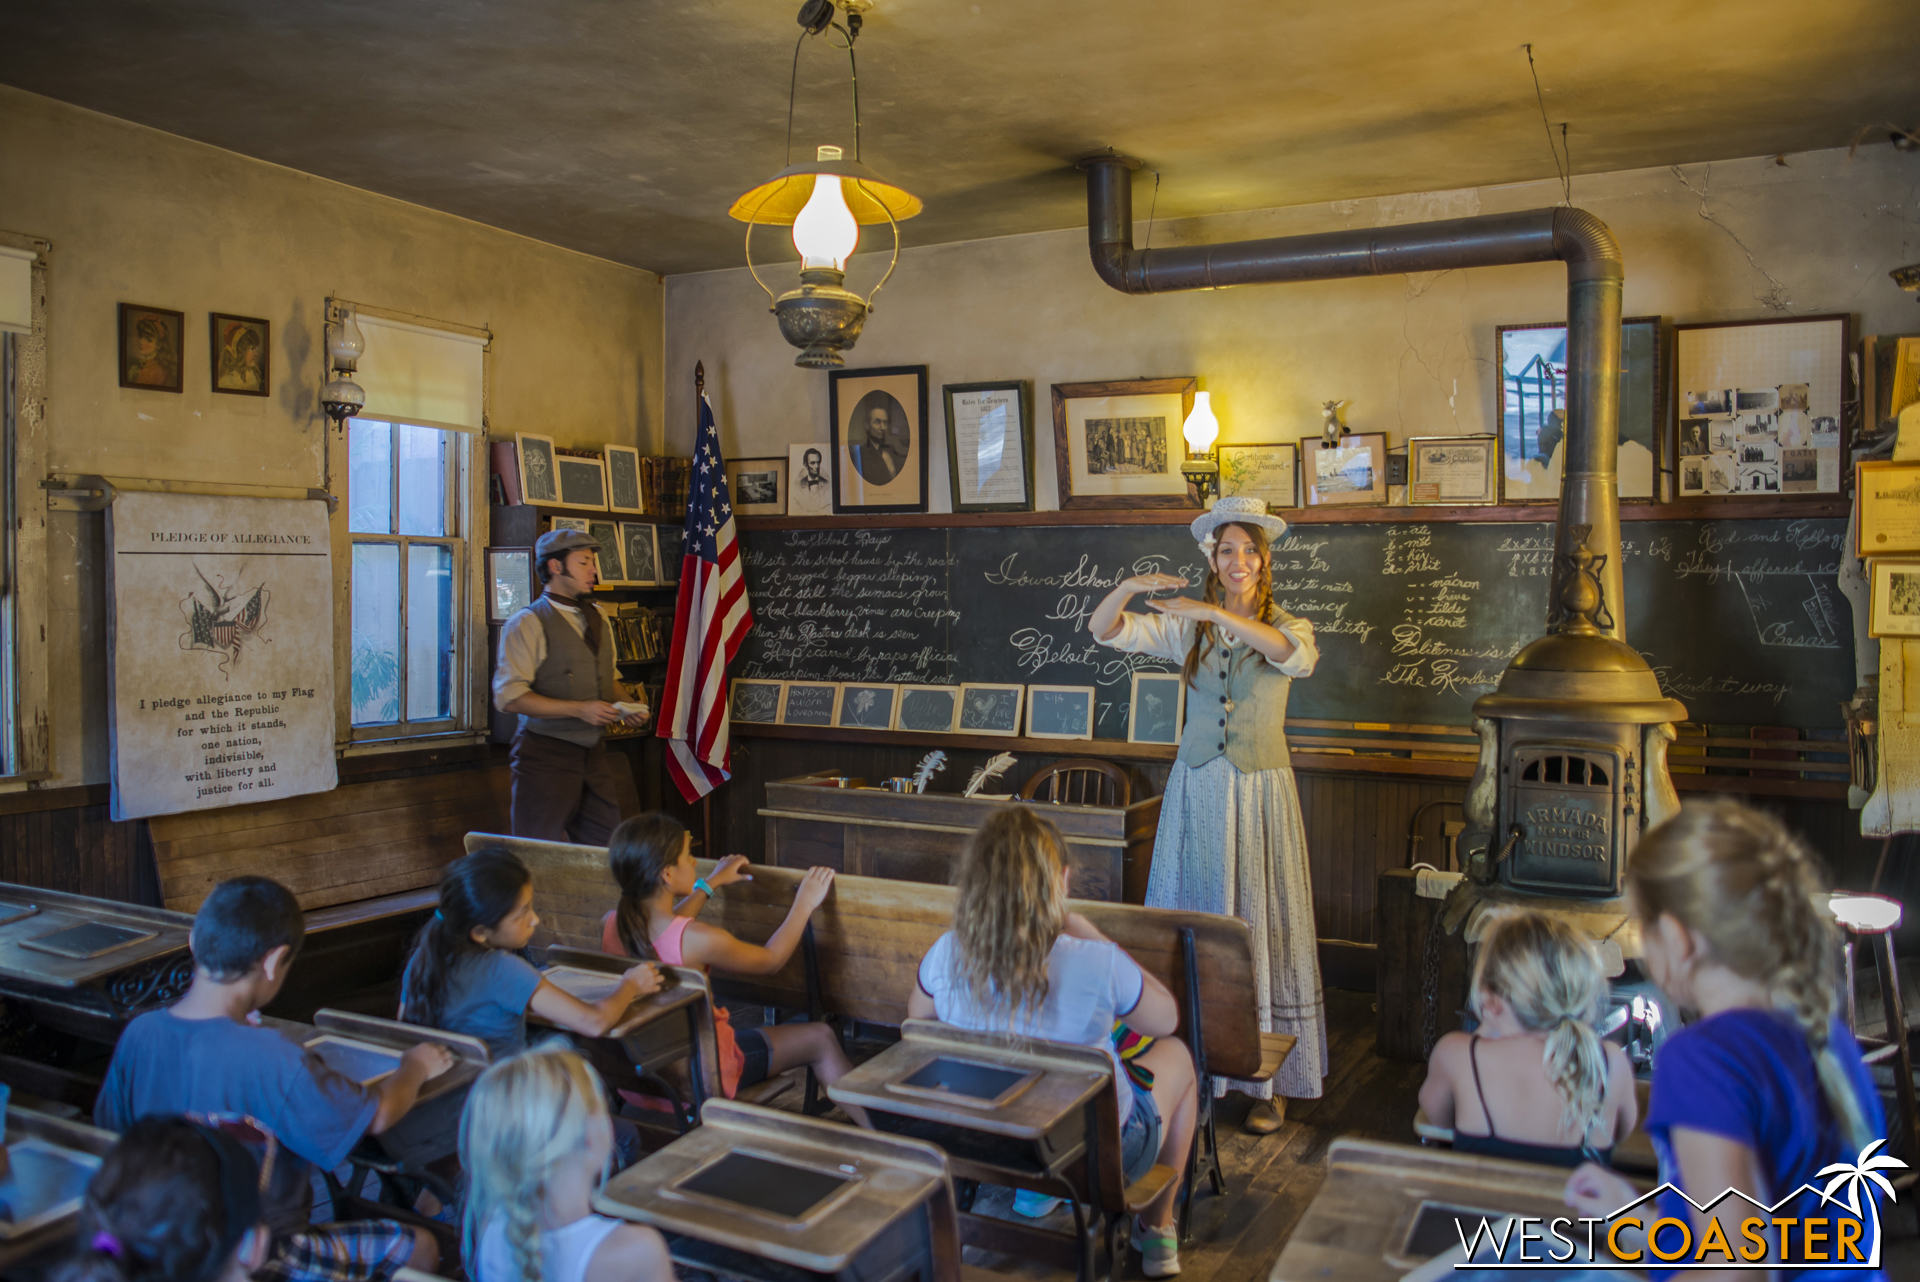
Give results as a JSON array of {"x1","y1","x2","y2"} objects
[
  {"x1": 1147, "y1": 593, "x2": 1220, "y2": 622},
  {"x1": 1120, "y1": 572, "x2": 1188, "y2": 595}
]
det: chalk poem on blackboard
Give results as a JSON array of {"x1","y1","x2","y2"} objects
[
  {"x1": 1389, "y1": 626, "x2": 1522, "y2": 663},
  {"x1": 1379, "y1": 659, "x2": 1505, "y2": 697},
  {"x1": 1643, "y1": 661, "x2": 1790, "y2": 707}
]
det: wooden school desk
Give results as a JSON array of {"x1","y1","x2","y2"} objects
[
  {"x1": 0, "y1": 1104, "x2": 119, "y2": 1280},
  {"x1": 1270, "y1": 1138, "x2": 1646, "y2": 1282},
  {"x1": 533, "y1": 948, "x2": 724, "y2": 1123},
  {"x1": 831, "y1": 1020, "x2": 1173, "y2": 1282},
  {"x1": 0, "y1": 883, "x2": 194, "y2": 1044},
  {"x1": 597, "y1": 1098, "x2": 961, "y2": 1282}
]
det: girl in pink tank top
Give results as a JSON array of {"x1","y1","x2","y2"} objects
[{"x1": 600, "y1": 814, "x2": 868, "y2": 1125}]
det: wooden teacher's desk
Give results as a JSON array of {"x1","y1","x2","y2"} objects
[{"x1": 760, "y1": 773, "x2": 1160, "y2": 903}]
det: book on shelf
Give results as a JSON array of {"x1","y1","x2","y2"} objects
[
  {"x1": 609, "y1": 603, "x2": 667, "y2": 663},
  {"x1": 641, "y1": 456, "x2": 693, "y2": 520}
]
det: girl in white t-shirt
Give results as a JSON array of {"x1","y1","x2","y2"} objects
[
  {"x1": 909, "y1": 807, "x2": 1197, "y2": 1278},
  {"x1": 462, "y1": 1045, "x2": 675, "y2": 1282}
]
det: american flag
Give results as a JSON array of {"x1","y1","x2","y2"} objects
[{"x1": 657, "y1": 393, "x2": 754, "y2": 801}]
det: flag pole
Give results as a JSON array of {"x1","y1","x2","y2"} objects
[{"x1": 694, "y1": 360, "x2": 714, "y2": 857}]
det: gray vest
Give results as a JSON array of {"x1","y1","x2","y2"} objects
[
  {"x1": 1176, "y1": 619, "x2": 1298, "y2": 774},
  {"x1": 521, "y1": 595, "x2": 618, "y2": 747}
]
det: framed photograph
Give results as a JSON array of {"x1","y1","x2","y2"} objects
[
  {"x1": 486, "y1": 547, "x2": 534, "y2": 623},
  {"x1": 1300, "y1": 433, "x2": 1388, "y2": 507},
  {"x1": 1407, "y1": 435, "x2": 1499, "y2": 505},
  {"x1": 209, "y1": 312, "x2": 269, "y2": 396},
  {"x1": 1870, "y1": 559, "x2": 1920, "y2": 638},
  {"x1": 957, "y1": 683, "x2": 1024, "y2": 737},
  {"x1": 1128, "y1": 672, "x2": 1186, "y2": 745},
  {"x1": 1498, "y1": 316, "x2": 1663, "y2": 502},
  {"x1": 789, "y1": 444, "x2": 834, "y2": 516},
  {"x1": 516, "y1": 433, "x2": 560, "y2": 506},
  {"x1": 587, "y1": 519, "x2": 625, "y2": 583},
  {"x1": 554, "y1": 453, "x2": 608, "y2": 511},
  {"x1": 1677, "y1": 454, "x2": 1708, "y2": 497},
  {"x1": 619, "y1": 522, "x2": 659, "y2": 586},
  {"x1": 1052, "y1": 377, "x2": 1198, "y2": 510},
  {"x1": 894, "y1": 685, "x2": 960, "y2": 733},
  {"x1": 729, "y1": 679, "x2": 785, "y2": 724},
  {"x1": 657, "y1": 526, "x2": 681, "y2": 585},
  {"x1": 118, "y1": 303, "x2": 185, "y2": 393},
  {"x1": 548, "y1": 516, "x2": 589, "y2": 533},
  {"x1": 1676, "y1": 314, "x2": 1847, "y2": 500},
  {"x1": 604, "y1": 444, "x2": 645, "y2": 514},
  {"x1": 944, "y1": 380, "x2": 1035, "y2": 513},
  {"x1": 779, "y1": 682, "x2": 842, "y2": 727},
  {"x1": 1026, "y1": 686, "x2": 1095, "y2": 740},
  {"x1": 725, "y1": 457, "x2": 787, "y2": 517},
  {"x1": 830, "y1": 365, "x2": 928, "y2": 515},
  {"x1": 1856, "y1": 461, "x2": 1920, "y2": 557},
  {"x1": 1218, "y1": 442, "x2": 1297, "y2": 511},
  {"x1": 836, "y1": 683, "x2": 900, "y2": 730}
]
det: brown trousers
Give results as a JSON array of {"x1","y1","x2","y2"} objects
[{"x1": 509, "y1": 727, "x2": 624, "y2": 845}]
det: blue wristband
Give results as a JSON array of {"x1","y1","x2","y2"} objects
[{"x1": 693, "y1": 877, "x2": 715, "y2": 898}]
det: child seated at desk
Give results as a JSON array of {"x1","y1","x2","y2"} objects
[
  {"x1": 1418, "y1": 909, "x2": 1638, "y2": 1168},
  {"x1": 462, "y1": 1045, "x2": 674, "y2": 1282},
  {"x1": 55, "y1": 1115, "x2": 270, "y2": 1282},
  {"x1": 907, "y1": 807, "x2": 1197, "y2": 1279},
  {"x1": 1566, "y1": 801, "x2": 1887, "y2": 1280},
  {"x1": 399, "y1": 847, "x2": 663, "y2": 1062},
  {"x1": 600, "y1": 813, "x2": 865, "y2": 1124},
  {"x1": 94, "y1": 877, "x2": 451, "y2": 1282}
]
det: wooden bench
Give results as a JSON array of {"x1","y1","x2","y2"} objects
[
  {"x1": 466, "y1": 831, "x2": 1295, "y2": 1233},
  {"x1": 150, "y1": 764, "x2": 628, "y2": 1020}
]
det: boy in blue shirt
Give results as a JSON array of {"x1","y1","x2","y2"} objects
[{"x1": 97, "y1": 876, "x2": 455, "y2": 1282}]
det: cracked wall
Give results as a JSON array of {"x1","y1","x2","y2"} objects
[{"x1": 666, "y1": 145, "x2": 1919, "y2": 507}]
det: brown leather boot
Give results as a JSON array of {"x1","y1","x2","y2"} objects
[{"x1": 1242, "y1": 1098, "x2": 1286, "y2": 1134}]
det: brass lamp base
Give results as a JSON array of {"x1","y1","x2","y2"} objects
[{"x1": 774, "y1": 267, "x2": 868, "y2": 369}]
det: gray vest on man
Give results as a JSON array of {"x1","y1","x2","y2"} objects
[
  {"x1": 1176, "y1": 631, "x2": 1296, "y2": 773},
  {"x1": 520, "y1": 595, "x2": 619, "y2": 747}
]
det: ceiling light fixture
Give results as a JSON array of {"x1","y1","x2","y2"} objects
[{"x1": 729, "y1": 0, "x2": 921, "y2": 369}]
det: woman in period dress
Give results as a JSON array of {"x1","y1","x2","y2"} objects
[{"x1": 1089, "y1": 495, "x2": 1326, "y2": 1133}]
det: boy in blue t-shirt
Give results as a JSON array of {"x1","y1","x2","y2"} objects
[{"x1": 97, "y1": 876, "x2": 455, "y2": 1282}]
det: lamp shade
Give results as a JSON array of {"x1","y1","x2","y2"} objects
[
  {"x1": 1183, "y1": 392, "x2": 1220, "y2": 454},
  {"x1": 729, "y1": 155, "x2": 921, "y2": 227}
]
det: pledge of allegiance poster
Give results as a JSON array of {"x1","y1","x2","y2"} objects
[{"x1": 107, "y1": 492, "x2": 337, "y2": 820}]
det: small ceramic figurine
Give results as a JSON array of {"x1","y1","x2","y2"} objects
[{"x1": 1320, "y1": 400, "x2": 1349, "y2": 445}]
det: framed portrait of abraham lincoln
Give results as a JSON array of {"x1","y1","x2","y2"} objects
[{"x1": 828, "y1": 365, "x2": 928, "y2": 515}]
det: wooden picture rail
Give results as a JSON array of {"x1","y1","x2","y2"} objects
[{"x1": 732, "y1": 719, "x2": 1851, "y2": 799}]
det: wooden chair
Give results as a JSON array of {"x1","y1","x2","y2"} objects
[{"x1": 1021, "y1": 758, "x2": 1131, "y2": 808}]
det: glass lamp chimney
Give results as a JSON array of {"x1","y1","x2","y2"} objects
[{"x1": 792, "y1": 148, "x2": 860, "y2": 271}]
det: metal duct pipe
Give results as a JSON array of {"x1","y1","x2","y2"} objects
[{"x1": 1079, "y1": 155, "x2": 1627, "y2": 638}]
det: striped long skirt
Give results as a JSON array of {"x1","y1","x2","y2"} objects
[{"x1": 1145, "y1": 755, "x2": 1328, "y2": 1099}]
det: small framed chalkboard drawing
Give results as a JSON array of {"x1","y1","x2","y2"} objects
[
  {"x1": 1128, "y1": 672, "x2": 1186, "y2": 745},
  {"x1": 837, "y1": 683, "x2": 900, "y2": 730},
  {"x1": 1026, "y1": 686, "x2": 1095, "y2": 740},
  {"x1": 588, "y1": 519, "x2": 626, "y2": 583},
  {"x1": 730, "y1": 680, "x2": 785, "y2": 724},
  {"x1": 516, "y1": 432, "x2": 560, "y2": 505},
  {"x1": 958, "y1": 684, "x2": 1024, "y2": 736},
  {"x1": 554, "y1": 453, "x2": 608, "y2": 511},
  {"x1": 895, "y1": 685, "x2": 960, "y2": 733},
  {"x1": 657, "y1": 526, "x2": 681, "y2": 585},
  {"x1": 620, "y1": 522, "x2": 659, "y2": 585},
  {"x1": 780, "y1": 682, "x2": 841, "y2": 727},
  {"x1": 603, "y1": 444, "x2": 645, "y2": 514}
]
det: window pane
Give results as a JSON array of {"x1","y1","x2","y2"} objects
[
  {"x1": 397, "y1": 425, "x2": 449, "y2": 537},
  {"x1": 348, "y1": 420, "x2": 393, "y2": 535},
  {"x1": 351, "y1": 542, "x2": 401, "y2": 725},
  {"x1": 406, "y1": 544, "x2": 454, "y2": 721}
]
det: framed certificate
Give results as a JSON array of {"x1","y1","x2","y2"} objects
[
  {"x1": 1217, "y1": 442, "x2": 1298, "y2": 510},
  {"x1": 944, "y1": 380, "x2": 1035, "y2": 512},
  {"x1": 1407, "y1": 435, "x2": 1499, "y2": 505},
  {"x1": 1857, "y1": 460, "x2": 1920, "y2": 557}
]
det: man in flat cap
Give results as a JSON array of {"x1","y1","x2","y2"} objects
[{"x1": 493, "y1": 528, "x2": 648, "y2": 842}]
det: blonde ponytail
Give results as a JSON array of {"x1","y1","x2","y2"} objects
[
  {"x1": 1629, "y1": 800, "x2": 1874, "y2": 1153},
  {"x1": 1471, "y1": 910, "x2": 1611, "y2": 1141}
]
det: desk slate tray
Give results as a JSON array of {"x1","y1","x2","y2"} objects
[
  {"x1": 0, "y1": 1137, "x2": 103, "y2": 1238},
  {"x1": 18, "y1": 922, "x2": 157, "y2": 960},
  {"x1": 0, "y1": 904, "x2": 39, "y2": 930},
  {"x1": 668, "y1": 1149, "x2": 860, "y2": 1225},
  {"x1": 304, "y1": 1034, "x2": 403, "y2": 1086},
  {"x1": 542, "y1": 964, "x2": 628, "y2": 1005}
]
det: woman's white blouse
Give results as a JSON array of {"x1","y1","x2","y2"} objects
[{"x1": 1105, "y1": 609, "x2": 1318, "y2": 678}]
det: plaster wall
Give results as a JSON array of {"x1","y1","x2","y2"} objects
[
  {"x1": 0, "y1": 86, "x2": 666, "y2": 787},
  {"x1": 666, "y1": 147, "x2": 1919, "y2": 506}
]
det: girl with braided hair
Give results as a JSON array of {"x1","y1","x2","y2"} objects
[
  {"x1": 1419, "y1": 909, "x2": 1639, "y2": 1167},
  {"x1": 1090, "y1": 496, "x2": 1323, "y2": 1132},
  {"x1": 462, "y1": 1045, "x2": 674, "y2": 1282},
  {"x1": 1565, "y1": 800, "x2": 1887, "y2": 1279}
]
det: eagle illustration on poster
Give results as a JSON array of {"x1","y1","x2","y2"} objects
[{"x1": 180, "y1": 565, "x2": 270, "y2": 675}]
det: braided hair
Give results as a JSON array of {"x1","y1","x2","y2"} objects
[
  {"x1": 1180, "y1": 521, "x2": 1279, "y2": 686},
  {"x1": 1628, "y1": 799, "x2": 1876, "y2": 1153},
  {"x1": 1470, "y1": 909, "x2": 1612, "y2": 1143}
]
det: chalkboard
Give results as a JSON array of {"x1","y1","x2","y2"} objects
[{"x1": 736, "y1": 518, "x2": 1853, "y2": 737}]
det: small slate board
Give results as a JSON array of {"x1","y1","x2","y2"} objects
[{"x1": 18, "y1": 922, "x2": 156, "y2": 960}]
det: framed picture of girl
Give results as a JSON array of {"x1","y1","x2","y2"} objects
[
  {"x1": 209, "y1": 313, "x2": 270, "y2": 396},
  {"x1": 829, "y1": 365, "x2": 928, "y2": 515},
  {"x1": 118, "y1": 303, "x2": 184, "y2": 393}
]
